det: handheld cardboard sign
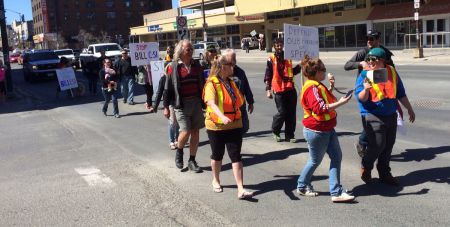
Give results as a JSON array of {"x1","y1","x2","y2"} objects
[{"x1": 366, "y1": 68, "x2": 388, "y2": 83}]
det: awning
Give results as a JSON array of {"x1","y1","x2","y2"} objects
[{"x1": 367, "y1": 0, "x2": 450, "y2": 21}]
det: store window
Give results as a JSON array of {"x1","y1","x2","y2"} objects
[
  {"x1": 356, "y1": 24, "x2": 367, "y2": 47},
  {"x1": 325, "y1": 27, "x2": 335, "y2": 48},
  {"x1": 345, "y1": 25, "x2": 356, "y2": 47},
  {"x1": 206, "y1": 27, "x2": 225, "y2": 36},
  {"x1": 226, "y1": 25, "x2": 239, "y2": 35},
  {"x1": 267, "y1": 8, "x2": 300, "y2": 19},
  {"x1": 335, "y1": 26, "x2": 345, "y2": 48}
]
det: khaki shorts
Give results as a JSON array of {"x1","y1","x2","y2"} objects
[{"x1": 174, "y1": 97, "x2": 205, "y2": 131}]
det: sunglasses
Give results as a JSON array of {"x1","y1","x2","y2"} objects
[{"x1": 366, "y1": 56, "x2": 380, "y2": 62}]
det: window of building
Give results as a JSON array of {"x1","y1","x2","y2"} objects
[
  {"x1": 75, "y1": 0, "x2": 79, "y2": 7},
  {"x1": 345, "y1": 25, "x2": 356, "y2": 47},
  {"x1": 76, "y1": 12, "x2": 80, "y2": 20},
  {"x1": 226, "y1": 25, "x2": 239, "y2": 34},
  {"x1": 335, "y1": 26, "x2": 345, "y2": 48},
  {"x1": 86, "y1": 12, "x2": 95, "y2": 20},
  {"x1": 332, "y1": 2, "x2": 344, "y2": 11},
  {"x1": 206, "y1": 27, "x2": 225, "y2": 36},
  {"x1": 140, "y1": 1, "x2": 145, "y2": 7},
  {"x1": 356, "y1": 24, "x2": 367, "y2": 47},
  {"x1": 86, "y1": 0, "x2": 95, "y2": 8},
  {"x1": 125, "y1": 12, "x2": 132, "y2": 19},
  {"x1": 105, "y1": 0, "x2": 115, "y2": 8},
  {"x1": 356, "y1": 0, "x2": 366, "y2": 8},
  {"x1": 106, "y1": 12, "x2": 116, "y2": 19},
  {"x1": 124, "y1": 0, "x2": 131, "y2": 7},
  {"x1": 267, "y1": 8, "x2": 301, "y2": 20}
]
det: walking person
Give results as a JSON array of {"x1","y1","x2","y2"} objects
[
  {"x1": 83, "y1": 56, "x2": 99, "y2": 95},
  {"x1": 165, "y1": 45, "x2": 174, "y2": 62},
  {"x1": 136, "y1": 65, "x2": 153, "y2": 110},
  {"x1": 264, "y1": 38, "x2": 300, "y2": 142},
  {"x1": 345, "y1": 29, "x2": 395, "y2": 156},
  {"x1": 115, "y1": 50, "x2": 137, "y2": 105},
  {"x1": 243, "y1": 39, "x2": 250, "y2": 53},
  {"x1": 203, "y1": 49, "x2": 253, "y2": 199},
  {"x1": 200, "y1": 45, "x2": 218, "y2": 79},
  {"x1": 356, "y1": 48, "x2": 415, "y2": 186},
  {"x1": 100, "y1": 59, "x2": 120, "y2": 118},
  {"x1": 296, "y1": 56, "x2": 355, "y2": 203},
  {"x1": 151, "y1": 71, "x2": 180, "y2": 150},
  {"x1": 163, "y1": 39, "x2": 205, "y2": 172}
]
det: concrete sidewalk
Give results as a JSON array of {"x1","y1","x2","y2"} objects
[{"x1": 234, "y1": 48, "x2": 450, "y2": 66}]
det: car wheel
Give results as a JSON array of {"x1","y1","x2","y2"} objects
[{"x1": 199, "y1": 53, "x2": 204, "y2": 60}]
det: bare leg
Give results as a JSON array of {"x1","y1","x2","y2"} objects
[
  {"x1": 189, "y1": 129, "x2": 199, "y2": 156},
  {"x1": 177, "y1": 130, "x2": 191, "y2": 149},
  {"x1": 232, "y1": 162, "x2": 244, "y2": 193},
  {"x1": 211, "y1": 159, "x2": 222, "y2": 188}
]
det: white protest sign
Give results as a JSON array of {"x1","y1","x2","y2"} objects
[
  {"x1": 56, "y1": 67, "x2": 78, "y2": 91},
  {"x1": 150, "y1": 61, "x2": 165, "y2": 94},
  {"x1": 129, "y1": 42, "x2": 159, "y2": 66},
  {"x1": 284, "y1": 24, "x2": 319, "y2": 61}
]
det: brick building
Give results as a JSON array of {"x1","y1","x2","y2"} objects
[{"x1": 31, "y1": 0, "x2": 172, "y2": 49}]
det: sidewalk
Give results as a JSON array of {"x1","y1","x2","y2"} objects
[{"x1": 234, "y1": 48, "x2": 450, "y2": 65}]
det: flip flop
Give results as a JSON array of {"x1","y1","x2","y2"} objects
[
  {"x1": 212, "y1": 184, "x2": 223, "y2": 193},
  {"x1": 238, "y1": 190, "x2": 254, "y2": 200}
]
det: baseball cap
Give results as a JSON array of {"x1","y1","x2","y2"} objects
[
  {"x1": 368, "y1": 47, "x2": 386, "y2": 59},
  {"x1": 121, "y1": 50, "x2": 128, "y2": 54},
  {"x1": 206, "y1": 45, "x2": 217, "y2": 53},
  {"x1": 366, "y1": 29, "x2": 381, "y2": 38}
]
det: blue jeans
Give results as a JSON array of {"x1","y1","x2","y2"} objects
[
  {"x1": 297, "y1": 128, "x2": 343, "y2": 196},
  {"x1": 102, "y1": 89, "x2": 119, "y2": 115},
  {"x1": 121, "y1": 76, "x2": 135, "y2": 103}
]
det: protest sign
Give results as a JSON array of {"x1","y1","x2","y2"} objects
[
  {"x1": 56, "y1": 67, "x2": 78, "y2": 91},
  {"x1": 129, "y1": 42, "x2": 159, "y2": 66},
  {"x1": 150, "y1": 61, "x2": 165, "y2": 94},
  {"x1": 284, "y1": 24, "x2": 319, "y2": 61}
]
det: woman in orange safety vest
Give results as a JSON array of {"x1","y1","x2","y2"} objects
[{"x1": 202, "y1": 49, "x2": 253, "y2": 200}]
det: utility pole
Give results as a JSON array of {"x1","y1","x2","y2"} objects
[
  {"x1": 414, "y1": 0, "x2": 424, "y2": 58},
  {"x1": 201, "y1": 0, "x2": 207, "y2": 41},
  {"x1": 0, "y1": 0, "x2": 13, "y2": 95}
]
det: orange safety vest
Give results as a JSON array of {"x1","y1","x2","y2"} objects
[
  {"x1": 270, "y1": 54, "x2": 294, "y2": 93},
  {"x1": 203, "y1": 76, "x2": 244, "y2": 124},
  {"x1": 300, "y1": 80, "x2": 337, "y2": 121},
  {"x1": 165, "y1": 54, "x2": 172, "y2": 61},
  {"x1": 369, "y1": 65, "x2": 398, "y2": 102}
]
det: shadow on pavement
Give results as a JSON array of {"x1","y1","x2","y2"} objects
[
  {"x1": 352, "y1": 166, "x2": 450, "y2": 197},
  {"x1": 391, "y1": 146, "x2": 450, "y2": 162}
]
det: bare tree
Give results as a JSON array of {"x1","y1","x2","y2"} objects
[
  {"x1": 96, "y1": 30, "x2": 111, "y2": 43},
  {"x1": 76, "y1": 29, "x2": 96, "y2": 48}
]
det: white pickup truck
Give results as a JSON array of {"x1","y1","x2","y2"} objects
[{"x1": 79, "y1": 43, "x2": 122, "y2": 68}]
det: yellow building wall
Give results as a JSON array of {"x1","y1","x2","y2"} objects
[
  {"x1": 301, "y1": 8, "x2": 371, "y2": 26},
  {"x1": 180, "y1": 0, "x2": 217, "y2": 8},
  {"x1": 235, "y1": 0, "x2": 345, "y2": 16}
]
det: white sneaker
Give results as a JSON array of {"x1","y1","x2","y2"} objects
[
  {"x1": 331, "y1": 191, "x2": 355, "y2": 203},
  {"x1": 296, "y1": 186, "x2": 319, "y2": 197}
]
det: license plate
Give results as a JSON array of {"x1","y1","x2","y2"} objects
[{"x1": 48, "y1": 73, "x2": 55, "y2": 77}]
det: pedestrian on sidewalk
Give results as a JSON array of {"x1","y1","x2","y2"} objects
[
  {"x1": 163, "y1": 39, "x2": 205, "y2": 172},
  {"x1": 356, "y1": 47, "x2": 415, "y2": 186},
  {"x1": 115, "y1": 50, "x2": 137, "y2": 105},
  {"x1": 200, "y1": 44, "x2": 218, "y2": 79},
  {"x1": 136, "y1": 64, "x2": 153, "y2": 110},
  {"x1": 100, "y1": 59, "x2": 120, "y2": 118},
  {"x1": 344, "y1": 29, "x2": 395, "y2": 157},
  {"x1": 203, "y1": 49, "x2": 253, "y2": 199},
  {"x1": 296, "y1": 56, "x2": 355, "y2": 203},
  {"x1": 264, "y1": 38, "x2": 300, "y2": 143},
  {"x1": 243, "y1": 39, "x2": 250, "y2": 53}
]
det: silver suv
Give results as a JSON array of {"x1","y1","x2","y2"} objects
[{"x1": 193, "y1": 42, "x2": 220, "y2": 60}]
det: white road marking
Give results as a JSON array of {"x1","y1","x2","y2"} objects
[{"x1": 75, "y1": 167, "x2": 116, "y2": 187}]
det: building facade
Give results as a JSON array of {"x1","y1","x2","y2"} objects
[
  {"x1": 11, "y1": 20, "x2": 34, "y2": 49},
  {"x1": 130, "y1": 0, "x2": 450, "y2": 51},
  {"x1": 31, "y1": 0, "x2": 172, "y2": 49}
]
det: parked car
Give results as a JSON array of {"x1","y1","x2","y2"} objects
[
  {"x1": 193, "y1": 41, "x2": 220, "y2": 60},
  {"x1": 9, "y1": 53, "x2": 21, "y2": 63},
  {"x1": 17, "y1": 52, "x2": 27, "y2": 65},
  {"x1": 241, "y1": 37, "x2": 259, "y2": 49},
  {"x1": 54, "y1": 49, "x2": 78, "y2": 68},
  {"x1": 79, "y1": 43, "x2": 122, "y2": 69},
  {"x1": 22, "y1": 50, "x2": 61, "y2": 83}
]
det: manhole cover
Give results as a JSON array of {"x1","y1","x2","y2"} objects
[{"x1": 410, "y1": 100, "x2": 442, "y2": 109}]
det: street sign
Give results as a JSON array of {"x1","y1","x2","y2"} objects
[
  {"x1": 414, "y1": 0, "x2": 420, "y2": 3},
  {"x1": 176, "y1": 16, "x2": 188, "y2": 40},
  {"x1": 414, "y1": 2, "x2": 420, "y2": 9},
  {"x1": 178, "y1": 28, "x2": 189, "y2": 40},
  {"x1": 176, "y1": 16, "x2": 187, "y2": 28},
  {"x1": 147, "y1": 25, "x2": 160, "y2": 32},
  {"x1": 250, "y1": 30, "x2": 257, "y2": 37},
  {"x1": 414, "y1": 12, "x2": 419, "y2": 21}
]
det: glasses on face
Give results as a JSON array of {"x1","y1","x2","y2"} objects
[
  {"x1": 366, "y1": 56, "x2": 380, "y2": 62},
  {"x1": 184, "y1": 47, "x2": 193, "y2": 52}
]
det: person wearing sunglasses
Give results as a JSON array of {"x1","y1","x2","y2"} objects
[
  {"x1": 344, "y1": 30, "x2": 396, "y2": 161},
  {"x1": 355, "y1": 47, "x2": 415, "y2": 186},
  {"x1": 163, "y1": 39, "x2": 205, "y2": 172}
]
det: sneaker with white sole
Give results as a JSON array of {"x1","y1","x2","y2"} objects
[
  {"x1": 296, "y1": 186, "x2": 319, "y2": 197},
  {"x1": 331, "y1": 191, "x2": 355, "y2": 203}
]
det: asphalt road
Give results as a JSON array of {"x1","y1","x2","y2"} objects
[{"x1": 0, "y1": 56, "x2": 449, "y2": 226}]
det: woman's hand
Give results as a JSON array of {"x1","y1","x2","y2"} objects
[
  {"x1": 363, "y1": 78, "x2": 372, "y2": 90},
  {"x1": 266, "y1": 90, "x2": 273, "y2": 99},
  {"x1": 220, "y1": 116, "x2": 232, "y2": 125},
  {"x1": 407, "y1": 108, "x2": 416, "y2": 123}
]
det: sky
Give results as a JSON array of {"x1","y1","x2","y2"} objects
[{"x1": 4, "y1": 0, "x2": 179, "y2": 25}]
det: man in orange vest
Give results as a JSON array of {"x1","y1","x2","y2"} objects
[
  {"x1": 264, "y1": 38, "x2": 301, "y2": 142},
  {"x1": 355, "y1": 47, "x2": 415, "y2": 186}
]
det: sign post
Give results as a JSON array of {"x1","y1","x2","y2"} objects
[
  {"x1": 414, "y1": 0, "x2": 423, "y2": 58},
  {"x1": 176, "y1": 16, "x2": 188, "y2": 40}
]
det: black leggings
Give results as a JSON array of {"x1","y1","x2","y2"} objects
[
  {"x1": 142, "y1": 83, "x2": 153, "y2": 106},
  {"x1": 207, "y1": 128, "x2": 243, "y2": 162}
]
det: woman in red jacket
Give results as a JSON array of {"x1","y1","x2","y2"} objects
[{"x1": 296, "y1": 56, "x2": 354, "y2": 203}]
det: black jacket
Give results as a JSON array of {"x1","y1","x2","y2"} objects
[
  {"x1": 99, "y1": 68, "x2": 118, "y2": 89},
  {"x1": 344, "y1": 45, "x2": 394, "y2": 74},
  {"x1": 153, "y1": 75, "x2": 166, "y2": 109}
]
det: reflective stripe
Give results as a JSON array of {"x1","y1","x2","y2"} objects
[
  {"x1": 372, "y1": 82, "x2": 385, "y2": 101},
  {"x1": 300, "y1": 80, "x2": 336, "y2": 121},
  {"x1": 369, "y1": 65, "x2": 397, "y2": 102}
]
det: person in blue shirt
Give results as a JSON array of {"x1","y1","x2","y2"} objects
[{"x1": 355, "y1": 47, "x2": 415, "y2": 186}]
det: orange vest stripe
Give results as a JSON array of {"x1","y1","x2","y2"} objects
[
  {"x1": 270, "y1": 54, "x2": 294, "y2": 93},
  {"x1": 300, "y1": 80, "x2": 337, "y2": 122}
]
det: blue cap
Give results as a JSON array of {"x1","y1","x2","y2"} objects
[{"x1": 368, "y1": 47, "x2": 386, "y2": 59}]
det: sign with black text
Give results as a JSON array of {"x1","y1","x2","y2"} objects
[
  {"x1": 283, "y1": 24, "x2": 319, "y2": 61},
  {"x1": 129, "y1": 42, "x2": 159, "y2": 66}
]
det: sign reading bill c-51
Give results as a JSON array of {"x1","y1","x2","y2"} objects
[
  {"x1": 56, "y1": 67, "x2": 78, "y2": 91},
  {"x1": 129, "y1": 42, "x2": 159, "y2": 66},
  {"x1": 283, "y1": 24, "x2": 319, "y2": 61}
]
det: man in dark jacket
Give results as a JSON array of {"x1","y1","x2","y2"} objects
[
  {"x1": 115, "y1": 50, "x2": 137, "y2": 105},
  {"x1": 344, "y1": 29, "x2": 395, "y2": 157}
]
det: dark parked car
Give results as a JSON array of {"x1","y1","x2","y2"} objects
[{"x1": 22, "y1": 50, "x2": 61, "y2": 83}]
